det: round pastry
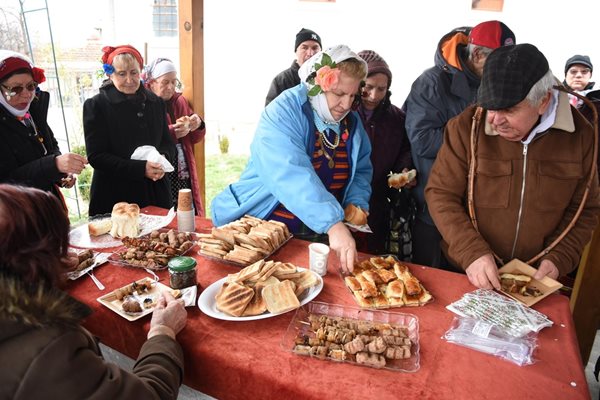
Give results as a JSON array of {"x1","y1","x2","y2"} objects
[
  {"x1": 344, "y1": 204, "x2": 368, "y2": 225},
  {"x1": 122, "y1": 297, "x2": 142, "y2": 313}
]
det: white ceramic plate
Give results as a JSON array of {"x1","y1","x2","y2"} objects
[{"x1": 198, "y1": 268, "x2": 323, "y2": 321}]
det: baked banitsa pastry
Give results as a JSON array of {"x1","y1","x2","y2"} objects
[
  {"x1": 500, "y1": 273, "x2": 543, "y2": 297},
  {"x1": 343, "y1": 256, "x2": 432, "y2": 308}
]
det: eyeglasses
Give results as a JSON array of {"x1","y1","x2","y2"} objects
[
  {"x1": 567, "y1": 68, "x2": 591, "y2": 76},
  {"x1": 158, "y1": 78, "x2": 182, "y2": 89},
  {"x1": 1, "y1": 81, "x2": 38, "y2": 97}
]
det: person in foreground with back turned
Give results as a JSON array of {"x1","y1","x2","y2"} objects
[
  {"x1": 425, "y1": 43, "x2": 600, "y2": 290},
  {"x1": 0, "y1": 184, "x2": 187, "y2": 400}
]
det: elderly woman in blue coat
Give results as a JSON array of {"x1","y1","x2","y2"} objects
[{"x1": 212, "y1": 45, "x2": 372, "y2": 273}]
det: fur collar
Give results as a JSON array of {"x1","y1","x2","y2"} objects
[{"x1": 0, "y1": 274, "x2": 91, "y2": 329}]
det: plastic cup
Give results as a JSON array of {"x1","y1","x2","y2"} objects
[{"x1": 309, "y1": 243, "x2": 330, "y2": 276}]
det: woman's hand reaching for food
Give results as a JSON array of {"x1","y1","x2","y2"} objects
[
  {"x1": 148, "y1": 290, "x2": 187, "y2": 339},
  {"x1": 327, "y1": 221, "x2": 357, "y2": 274}
]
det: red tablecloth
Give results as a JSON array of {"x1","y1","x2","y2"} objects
[{"x1": 67, "y1": 207, "x2": 591, "y2": 400}]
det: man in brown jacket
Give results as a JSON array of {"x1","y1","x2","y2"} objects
[{"x1": 425, "y1": 43, "x2": 600, "y2": 290}]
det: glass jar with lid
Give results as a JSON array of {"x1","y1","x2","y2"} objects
[{"x1": 168, "y1": 256, "x2": 197, "y2": 289}]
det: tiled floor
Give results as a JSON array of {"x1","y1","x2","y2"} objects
[{"x1": 102, "y1": 330, "x2": 600, "y2": 399}]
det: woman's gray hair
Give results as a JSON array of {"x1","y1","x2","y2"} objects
[{"x1": 525, "y1": 70, "x2": 556, "y2": 107}]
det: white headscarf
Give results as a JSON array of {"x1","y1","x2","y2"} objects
[
  {"x1": 298, "y1": 44, "x2": 367, "y2": 124},
  {"x1": 143, "y1": 58, "x2": 177, "y2": 81},
  {"x1": 0, "y1": 50, "x2": 36, "y2": 117}
]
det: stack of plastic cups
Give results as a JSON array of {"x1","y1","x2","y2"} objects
[{"x1": 177, "y1": 189, "x2": 195, "y2": 232}]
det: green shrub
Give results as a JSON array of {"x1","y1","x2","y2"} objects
[
  {"x1": 71, "y1": 144, "x2": 87, "y2": 157},
  {"x1": 77, "y1": 167, "x2": 93, "y2": 202},
  {"x1": 218, "y1": 134, "x2": 229, "y2": 154}
]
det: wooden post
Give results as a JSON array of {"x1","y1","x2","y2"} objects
[
  {"x1": 178, "y1": 0, "x2": 206, "y2": 212},
  {"x1": 570, "y1": 226, "x2": 600, "y2": 364}
]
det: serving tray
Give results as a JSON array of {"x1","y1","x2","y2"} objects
[{"x1": 281, "y1": 301, "x2": 420, "y2": 372}]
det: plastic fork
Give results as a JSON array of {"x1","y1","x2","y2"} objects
[{"x1": 88, "y1": 270, "x2": 105, "y2": 290}]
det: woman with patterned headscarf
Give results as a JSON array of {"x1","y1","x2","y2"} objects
[
  {"x1": 212, "y1": 45, "x2": 373, "y2": 273},
  {"x1": 143, "y1": 58, "x2": 205, "y2": 215},
  {"x1": 83, "y1": 45, "x2": 176, "y2": 216},
  {"x1": 0, "y1": 50, "x2": 87, "y2": 209}
]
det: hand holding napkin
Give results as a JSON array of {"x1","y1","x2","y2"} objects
[{"x1": 131, "y1": 145, "x2": 174, "y2": 172}]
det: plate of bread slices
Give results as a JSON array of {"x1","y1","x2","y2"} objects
[
  {"x1": 198, "y1": 259, "x2": 323, "y2": 321},
  {"x1": 341, "y1": 255, "x2": 433, "y2": 309},
  {"x1": 197, "y1": 215, "x2": 292, "y2": 267},
  {"x1": 69, "y1": 202, "x2": 175, "y2": 249},
  {"x1": 497, "y1": 259, "x2": 562, "y2": 307}
]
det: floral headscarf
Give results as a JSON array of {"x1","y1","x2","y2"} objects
[{"x1": 299, "y1": 44, "x2": 367, "y2": 124}]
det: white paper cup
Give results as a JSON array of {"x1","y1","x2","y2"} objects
[
  {"x1": 309, "y1": 243, "x2": 330, "y2": 276},
  {"x1": 177, "y1": 209, "x2": 195, "y2": 232}
]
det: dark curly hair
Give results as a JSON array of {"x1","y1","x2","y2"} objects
[{"x1": 0, "y1": 184, "x2": 70, "y2": 287}]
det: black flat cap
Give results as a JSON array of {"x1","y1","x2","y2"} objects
[{"x1": 477, "y1": 43, "x2": 549, "y2": 110}]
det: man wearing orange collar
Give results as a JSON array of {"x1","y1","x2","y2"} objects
[{"x1": 403, "y1": 20, "x2": 515, "y2": 269}]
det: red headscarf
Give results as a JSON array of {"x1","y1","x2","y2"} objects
[
  {"x1": 101, "y1": 45, "x2": 144, "y2": 69},
  {"x1": 0, "y1": 51, "x2": 46, "y2": 84}
]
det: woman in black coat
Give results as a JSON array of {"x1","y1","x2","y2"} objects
[
  {"x1": 83, "y1": 45, "x2": 176, "y2": 216},
  {"x1": 0, "y1": 50, "x2": 87, "y2": 207}
]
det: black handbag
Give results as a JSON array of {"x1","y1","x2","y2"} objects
[{"x1": 386, "y1": 188, "x2": 417, "y2": 261}]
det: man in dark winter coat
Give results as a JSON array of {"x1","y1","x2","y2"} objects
[
  {"x1": 402, "y1": 20, "x2": 515, "y2": 268},
  {"x1": 265, "y1": 28, "x2": 322, "y2": 106}
]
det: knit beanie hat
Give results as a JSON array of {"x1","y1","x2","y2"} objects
[
  {"x1": 564, "y1": 55, "x2": 593, "y2": 74},
  {"x1": 295, "y1": 28, "x2": 322, "y2": 52},
  {"x1": 358, "y1": 50, "x2": 392, "y2": 87}
]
